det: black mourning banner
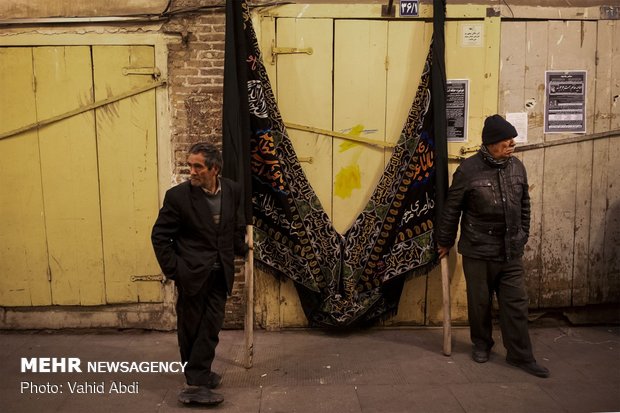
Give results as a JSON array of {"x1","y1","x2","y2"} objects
[{"x1": 224, "y1": 0, "x2": 448, "y2": 327}]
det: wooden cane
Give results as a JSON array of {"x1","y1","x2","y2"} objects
[
  {"x1": 441, "y1": 255, "x2": 452, "y2": 356},
  {"x1": 243, "y1": 225, "x2": 254, "y2": 369}
]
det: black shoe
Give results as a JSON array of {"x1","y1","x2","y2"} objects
[
  {"x1": 207, "y1": 371, "x2": 222, "y2": 389},
  {"x1": 472, "y1": 350, "x2": 490, "y2": 363},
  {"x1": 178, "y1": 386, "x2": 224, "y2": 405},
  {"x1": 507, "y1": 360, "x2": 550, "y2": 378}
]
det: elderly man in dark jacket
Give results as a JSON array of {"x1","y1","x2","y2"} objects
[
  {"x1": 152, "y1": 142, "x2": 247, "y2": 405},
  {"x1": 437, "y1": 114, "x2": 549, "y2": 378}
]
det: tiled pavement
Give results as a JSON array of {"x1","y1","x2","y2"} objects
[{"x1": 1, "y1": 322, "x2": 619, "y2": 412}]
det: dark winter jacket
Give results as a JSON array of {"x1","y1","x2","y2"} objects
[
  {"x1": 151, "y1": 179, "x2": 247, "y2": 296},
  {"x1": 436, "y1": 151, "x2": 530, "y2": 261}
]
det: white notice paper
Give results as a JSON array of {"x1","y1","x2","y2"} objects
[
  {"x1": 460, "y1": 23, "x2": 484, "y2": 47},
  {"x1": 506, "y1": 112, "x2": 528, "y2": 144}
]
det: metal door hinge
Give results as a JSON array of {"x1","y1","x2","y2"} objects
[
  {"x1": 122, "y1": 67, "x2": 162, "y2": 79},
  {"x1": 381, "y1": 1, "x2": 395, "y2": 17},
  {"x1": 131, "y1": 274, "x2": 165, "y2": 282},
  {"x1": 271, "y1": 40, "x2": 313, "y2": 65},
  {"x1": 487, "y1": 6, "x2": 500, "y2": 17}
]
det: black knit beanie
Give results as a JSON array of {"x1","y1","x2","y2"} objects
[{"x1": 482, "y1": 114, "x2": 517, "y2": 145}]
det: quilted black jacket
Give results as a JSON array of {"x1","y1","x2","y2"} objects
[{"x1": 436, "y1": 151, "x2": 530, "y2": 261}]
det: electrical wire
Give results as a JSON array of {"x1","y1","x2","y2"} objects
[
  {"x1": 501, "y1": 0, "x2": 515, "y2": 18},
  {"x1": 162, "y1": 1, "x2": 294, "y2": 18}
]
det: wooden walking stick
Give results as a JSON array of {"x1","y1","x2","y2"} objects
[
  {"x1": 441, "y1": 255, "x2": 452, "y2": 356},
  {"x1": 243, "y1": 225, "x2": 254, "y2": 368}
]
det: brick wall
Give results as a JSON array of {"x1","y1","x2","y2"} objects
[{"x1": 163, "y1": 0, "x2": 246, "y2": 328}]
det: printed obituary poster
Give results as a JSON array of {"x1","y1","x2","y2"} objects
[
  {"x1": 446, "y1": 79, "x2": 468, "y2": 142},
  {"x1": 544, "y1": 71, "x2": 587, "y2": 134},
  {"x1": 506, "y1": 112, "x2": 528, "y2": 144}
]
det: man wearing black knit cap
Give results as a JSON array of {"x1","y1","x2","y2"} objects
[{"x1": 436, "y1": 114, "x2": 550, "y2": 378}]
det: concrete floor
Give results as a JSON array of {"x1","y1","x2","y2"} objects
[{"x1": 1, "y1": 321, "x2": 619, "y2": 412}]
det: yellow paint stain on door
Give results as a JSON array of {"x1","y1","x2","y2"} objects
[
  {"x1": 334, "y1": 163, "x2": 362, "y2": 199},
  {"x1": 338, "y1": 124, "x2": 365, "y2": 152}
]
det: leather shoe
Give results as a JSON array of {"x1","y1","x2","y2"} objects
[
  {"x1": 178, "y1": 386, "x2": 224, "y2": 405},
  {"x1": 507, "y1": 360, "x2": 550, "y2": 378},
  {"x1": 472, "y1": 350, "x2": 490, "y2": 363},
  {"x1": 207, "y1": 371, "x2": 222, "y2": 389}
]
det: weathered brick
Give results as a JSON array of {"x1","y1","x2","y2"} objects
[
  {"x1": 197, "y1": 32, "x2": 225, "y2": 42},
  {"x1": 165, "y1": 0, "x2": 247, "y2": 328}
]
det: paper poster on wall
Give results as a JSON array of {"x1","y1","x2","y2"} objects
[
  {"x1": 460, "y1": 22, "x2": 484, "y2": 47},
  {"x1": 446, "y1": 79, "x2": 468, "y2": 142},
  {"x1": 544, "y1": 71, "x2": 587, "y2": 134},
  {"x1": 505, "y1": 112, "x2": 528, "y2": 143}
]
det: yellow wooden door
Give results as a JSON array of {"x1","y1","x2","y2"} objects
[
  {"x1": 34, "y1": 46, "x2": 107, "y2": 306},
  {"x1": 278, "y1": 18, "x2": 498, "y2": 233},
  {"x1": 0, "y1": 48, "x2": 51, "y2": 306},
  {"x1": 93, "y1": 46, "x2": 161, "y2": 304},
  {"x1": 0, "y1": 45, "x2": 161, "y2": 307}
]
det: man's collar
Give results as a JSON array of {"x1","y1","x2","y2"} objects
[{"x1": 202, "y1": 177, "x2": 221, "y2": 195}]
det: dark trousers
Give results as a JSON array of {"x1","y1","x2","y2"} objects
[
  {"x1": 462, "y1": 256, "x2": 535, "y2": 363},
  {"x1": 176, "y1": 270, "x2": 228, "y2": 385}
]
